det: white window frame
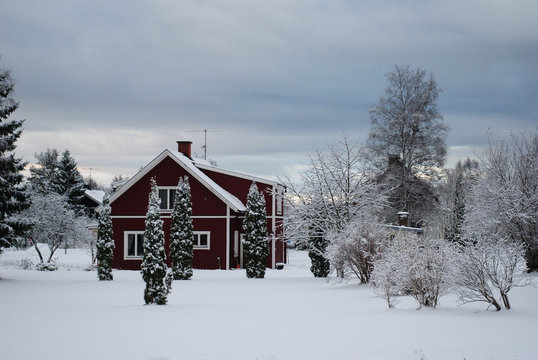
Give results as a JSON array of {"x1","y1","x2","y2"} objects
[
  {"x1": 193, "y1": 231, "x2": 210, "y2": 250},
  {"x1": 157, "y1": 186, "x2": 178, "y2": 211},
  {"x1": 124, "y1": 231, "x2": 145, "y2": 259},
  {"x1": 276, "y1": 186, "x2": 283, "y2": 215}
]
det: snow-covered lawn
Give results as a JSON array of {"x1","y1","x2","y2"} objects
[{"x1": 1, "y1": 247, "x2": 537, "y2": 360}]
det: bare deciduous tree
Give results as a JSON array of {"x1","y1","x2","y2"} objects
[
  {"x1": 283, "y1": 136, "x2": 386, "y2": 277},
  {"x1": 367, "y1": 65, "x2": 448, "y2": 223},
  {"x1": 465, "y1": 130, "x2": 538, "y2": 272}
]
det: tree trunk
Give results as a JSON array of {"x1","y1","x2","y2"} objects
[
  {"x1": 32, "y1": 239, "x2": 44, "y2": 264},
  {"x1": 501, "y1": 292, "x2": 511, "y2": 309}
]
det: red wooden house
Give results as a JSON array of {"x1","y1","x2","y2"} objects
[{"x1": 107, "y1": 141, "x2": 286, "y2": 270}]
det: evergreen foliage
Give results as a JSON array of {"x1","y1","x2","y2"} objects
[
  {"x1": 242, "y1": 182, "x2": 269, "y2": 278},
  {"x1": 0, "y1": 61, "x2": 30, "y2": 253},
  {"x1": 141, "y1": 178, "x2": 172, "y2": 304},
  {"x1": 308, "y1": 226, "x2": 331, "y2": 278},
  {"x1": 169, "y1": 176, "x2": 194, "y2": 280},
  {"x1": 96, "y1": 197, "x2": 114, "y2": 280},
  {"x1": 29, "y1": 148, "x2": 59, "y2": 192},
  {"x1": 51, "y1": 149, "x2": 86, "y2": 213},
  {"x1": 445, "y1": 163, "x2": 465, "y2": 245}
]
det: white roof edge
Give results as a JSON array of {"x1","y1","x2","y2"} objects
[
  {"x1": 193, "y1": 159, "x2": 284, "y2": 187},
  {"x1": 84, "y1": 189, "x2": 106, "y2": 204},
  {"x1": 108, "y1": 150, "x2": 246, "y2": 212}
]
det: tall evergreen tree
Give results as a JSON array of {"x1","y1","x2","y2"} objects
[
  {"x1": 51, "y1": 149, "x2": 85, "y2": 213},
  {"x1": 242, "y1": 182, "x2": 269, "y2": 278},
  {"x1": 0, "y1": 61, "x2": 30, "y2": 253},
  {"x1": 96, "y1": 196, "x2": 114, "y2": 280},
  {"x1": 170, "y1": 176, "x2": 194, "y2": 280},
  {"x1": 141, "y1": 178, "x2": 172, "y2": 304},
  {"x1": 29, "y1": 148, "x2": 59, "y2": 192},
  {"x1": 445, "y1": 162, "x2": 465, "y2": 245}
]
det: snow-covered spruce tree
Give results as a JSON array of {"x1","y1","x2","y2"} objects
[
  {"x1": 242, "y1": 182, "x2": 269, "y2": 278},
  {"x1": 96, "y1": 196, "x2": 114, "y2": 280},
  {"x1": 29, "y1": 148, "x2": 59, "y2": 193},
  {"x1": 141, "y1": 178, "x2": 173, "y2": 304},
  {"x1": 308, "y1": 222, "x2": 331, "y2": 278},
  {"x1": 0, "y1": 61, "x2": 30, "y2": 253},
  {"x1": 51, "y1": 149, "x2": 86, "y2": 213},
  {"x1": 170, "y1": 176, "x2": 194, "y2": 280}
]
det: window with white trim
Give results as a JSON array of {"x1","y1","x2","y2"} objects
[
  {"x1": 193, "y1": 231, "x2": 210, "y2": 250},
  {"x1": 125, "y1": 231, "x2": 144, "y2": 259},
  {"x1": 276, "y1": 186, "x2": 283, "y2": 215},
  {"x1": 157, "y1": 187, "x2": 177, "y2": 211}
]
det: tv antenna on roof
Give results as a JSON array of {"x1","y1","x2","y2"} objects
[{"x1": 186, "y1": 129, "x2": 223, "y2": 160}]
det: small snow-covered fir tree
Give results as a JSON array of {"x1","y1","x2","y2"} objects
[
  {"x1": 242, "y1": 182, "x2": 269, "y2": 278},
  {"x1": 308, "y1": 224, "x2": 331, "y2": 278},
  {"x1": 96, "y1": 196, "x2": 114, "y2": 280},
  {"x1": 445, "y1": 162, "x2": 466, "y2": 245},
  {"x1": 0, "y1": 62, "x2": 30, "y2": 253},
  {"x1": 51, "y1": 149, "x2": 86, "y2": 213},
  {"x1": 141, "y1": 178, "x2": 172, "y2": 304},
  {"x1": 170, "y1": 176, "x2": 194, "y2": 280}
]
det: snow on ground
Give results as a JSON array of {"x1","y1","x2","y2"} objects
[{"x1": 1, "y1": 247, "x2": 537, "y2": 360}]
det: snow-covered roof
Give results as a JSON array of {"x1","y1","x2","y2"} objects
[
  {"x1": 84, "y1": 190, "x2": 106, "y2": 204},
  {"x1": 192, "y1": 157, "x2": 283, "y2": 187},
  {"x1": 107, "y1": 150, "x2": 247, "y2": 212}
]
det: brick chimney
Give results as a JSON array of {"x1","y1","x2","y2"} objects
[
  {"x1": 397, "y1": 211, "x2": 409, "y2": 227},
  {"x1": 177, "y1": 141, "x2": 192, "y2": 158}
]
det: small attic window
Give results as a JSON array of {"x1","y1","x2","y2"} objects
[{"x1": 157, "y1": 187, "x2": 177, "y2": 211}]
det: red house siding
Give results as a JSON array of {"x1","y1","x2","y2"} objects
[{"x1": 109, "y1": 151, "x2": 286, "y2": 270}]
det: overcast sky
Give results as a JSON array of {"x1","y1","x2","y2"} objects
[{"x1": 1, "y1": 0, "x2": 537, "y2": 186}]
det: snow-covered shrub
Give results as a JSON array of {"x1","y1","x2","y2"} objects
[
  {"x1": 453, "y1": 236, "x2": 527, "y2": 311},
  {"x1": 242, "y1": 182, "x2": 269, "y2": 278},
  {"x1": 372, "y1": 233, "x2": 453, "y2": 309},
  {"x1": 328, "y1": 216, "x2": 387, "y2": 283},
  {"x1": 370, "y1": 254, "x2": 400, "y2": 308},
  {"x1": 19, "y1": 258, "x2": 34, "y2": 270},
  {"x1": 465, "y1": 130, "x2": 538, "y2": 272},
  {"x1": 308, "y1": 221, "x2": 331, "y2": 278},
  {"x1": 141, "y1": 178, "x2": 172, "y2": 305},
  {"x1": 170, "y1": 176, "x2": 194, "y2": 280},
  {"x1": 36, "y1": 262, "x2": 58, "y2": 271},
  {"x1": 96, "y1": 196, "x2": 114, "y2": 281}
]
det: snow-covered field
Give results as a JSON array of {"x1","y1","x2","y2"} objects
[{"x1": 1, "y1": 246, "x2": 537, "y2": 360}]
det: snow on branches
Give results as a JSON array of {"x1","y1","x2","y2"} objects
[
  {"x1": 96, "y1": 196, "x2": 114, "y2": 280},
  {"x1": 141, "y1": 178, "x2": 172, "y2": 304},
  {"x1": 170, "y1": 176, "x2": 194, "y2": 280},
  {"x1": 242, "y1": 182, "x2": 269, "y2": 278}
]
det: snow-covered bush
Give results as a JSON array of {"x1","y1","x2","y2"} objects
[
  {"x1": 372, "y1": 233, "x2": 453, "y2": 309},
  {"x1": 96, "y1": 196, "x2": 114, "y2": 280},
  {"x1": 282, "y1": 136, "x2": 387, "y2": 278},
  {"x1": 36, "y1": 262, "x2": 58, "y2": 271},
  {"x1": 18, "y1": 257, "x2": 34, "y2": 270},
  {"x1": 242, "y1": 182, "x2": 269, "y2": 279},
  {"x1": 327, "y1": 216, "x2": 387, "y2": 283},
  {"x1": 170, "y1": 176, "x2": 194, "y2": 280},
  {"x1": 465, "y1": 130, "x2": 538, "y2": 272},
  {"x1": 141, "y1": 178, "x2": 172, "y2": 305},
  {"x1": 453, "y1": 237, "x2": 527, "y2": 311}
]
